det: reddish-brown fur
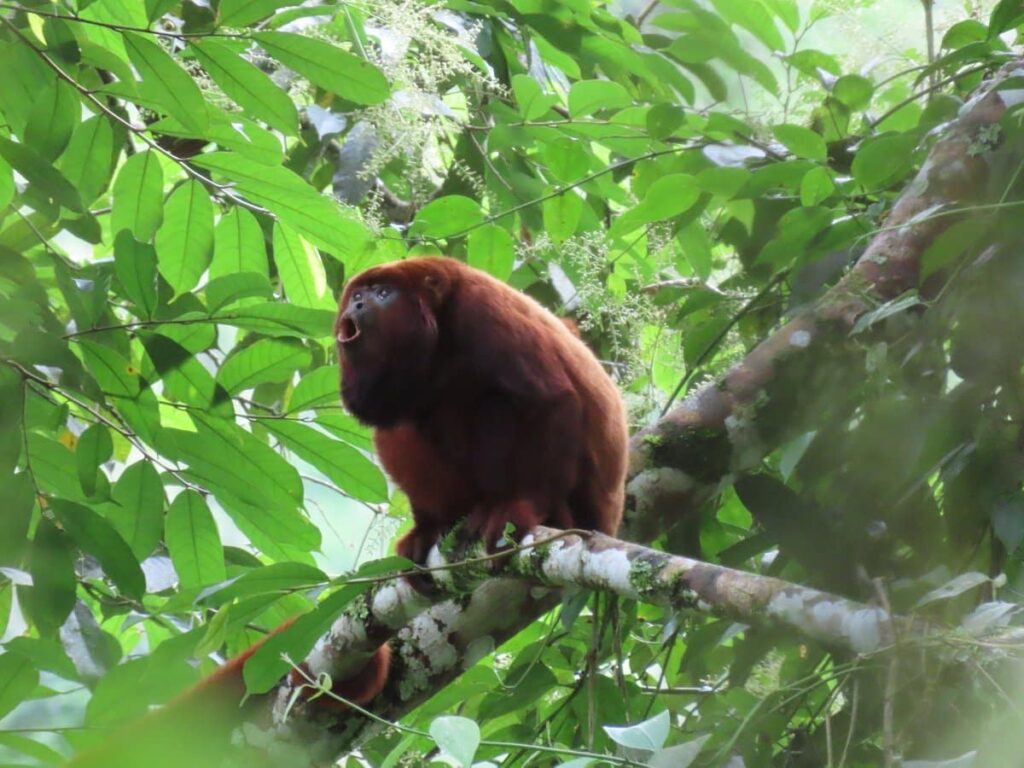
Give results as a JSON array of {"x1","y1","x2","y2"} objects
[{"x1": 336, "y1": 257, "x2": 629, "y2": 562}]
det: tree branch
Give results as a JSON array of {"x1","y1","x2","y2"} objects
[{"x1": 623, "y1": 59, "x2": 1020, "y2": 542}]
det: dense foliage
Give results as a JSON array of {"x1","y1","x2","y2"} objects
[{"x1": 2, "y1": 0, "x2": 1024, "y2": 765}]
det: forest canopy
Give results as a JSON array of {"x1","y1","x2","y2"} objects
[{"x1": 2, "y1": 0, "x2": 1024, "y2": 766}]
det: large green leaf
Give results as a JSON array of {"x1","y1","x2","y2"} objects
[
  {"x1": 51, "y1": 499, "x2": 145, "y2": 600},
  {"x1": 78, "y1": 339, "x2": 140, "y2": 397},
  {"x1": 211, "y1": 206, "x2": 268, "y2": 279},
  {"x1": 609, "y1": 174, "x2": 700, "y2": 237},
  {"x1": 111, "y1": 150, "x2": 164, "y2": 241},
  {"x1": 28, "y1": 519, "x2": 76, "y2": 636},
  {"x1": 219, "y1": 0, "x2": 299, "y2": 27},
  {"x1": 192, "y1": 152, "x2": 370, "y2": 259},
  {"x1": 0, "y1": 653, "x2": 38, "y2": 720},
  {"x1": 150, "y1": 108, "x2": 283, "y2": 165},
  {"x1": 242, "y1": 582, "x2": 370, "y2": 694},
  {"x1": 155, "y1": 180, "x2": 215, "y2": 295},
  {"x1": 59, "y1": 115, "x2": 116, "y2": 206},
  {"x1": 113, "y1": 231, "x2": 158, "y2": 318},
  {"x1": 122, "y1": 32, "x2": 208, "y2": 133},
  {"x1": 568, "y1": 79, "x2": 631, "y2": 118},
  {"x1": 162, "y1": 415, "x2": 304, "y2": 513},
  {"x1": 107, "y1": 460, "x2": 165, "y2": 560},
  {"x1": 266, "y1": 420, "x2": 388, "y2": 503},
  {"x1": 0, "y1": 136, "x2": 82, "y2": 212},
  {"x1": 272, "y1": 222, "x2": 335, "y2": 310},
  {"x1": 190, "y1": 40, "x2": 298, "y2": 135},
  {"x1": 210, "y1": 303, "x2": 336, "y2": 338},
  {"x1": 165, "y1": 490, "x2": 226, "y2": 589},
  {"x1": 217, "y1": 338, "x2": 312, "y2": 394},
  {"x1": 288, "y1": 366, "x2": 339, "y2": 412},
  {"x1": 467, "y1": 224, "x2": 515, "y2": 280},
  {"x1": 410, "y1": 195, "x2": 483, "y2": 239},
  {"x1": 254, "y1": 31, "x2": 390, "y2": 105},
  {"x1": 76, "y1": 423, "x2": 112, "y2": 498},
  {"x1": 199, "y1": 562, "x2": 325, "y2": 606},
  {"x1": 24, "y1": 80, "x2": 79, "y2": 160}
]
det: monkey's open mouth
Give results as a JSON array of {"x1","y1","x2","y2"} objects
[{"x1": 338, "y1": 316, "x2": 361, "y2": 345}]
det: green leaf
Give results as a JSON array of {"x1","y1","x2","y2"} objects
[
  {"x1": 150, "y1": 108, "x2": 283, "y2": 166},
  {"x1": 467, "y1": 224, "x2": 515, "y2": 280},
  {"x1": 28, "y1": 519, "x2": 76, "y2": 636},
  {"x1": 26, "y1": 434, "x2": 85, "y2": 502},
  {"x1": 0, "y1": 136, "x2": 82, "y2": 212},
  {"x1": 51, "y1": 499, "x2": 145, "y2": 600},
  {"x1": 235, "y1": 340, "x2": 318, "y2": 402},
  {"x1": 217, "y1": 494, "x2": 319, "y2": 559},
  {"x1": 711, "y1": 0, "x2": 786, "y2": 51},
  {"x1": 833, "y1": 74, "x2": 874, "y2": 110},
  {"x1": 772, "y1": 124, "x2": 827, "y2": 162},
  {"x1": 920, "y1": 219, "x2": 986, "y2": 280},
  {"x1": 315, "y1": 411, "x2": 373, "y2": 451},
  {"x1": 799, "y1": 166, "x2": 834, "y2": 207},
  {"x1": 199, "y1": 562, "x2": 326, "y2": 606},
  {"x1": 122, "y1": 32, "x2": 208, "y2": 134},
  {"x1": 289, "y1": 366, "x2": 339, "y2": 412},
  {"x1": 610, "y1": 174, "x2": 700, "y2": 237},
  {"x1": 190, "y1": 40, "x2": 298, "y2": 135},
  {"x1": 24, "y1": 80, "x2": 79, "y2": 160},
  {"x1": 0, "y1": 157, "x2": 14, "y2": 212},
  {"x1": 242, "y1": 582, "x2": 368, "y2": 693},
  {"x1": 511, "y1": 74, "x2": 558, "y2": 120},
  {"x1": 165, "y1": 490, "x2": 226, "y2": 589},
  {"x1": 108, "y1": 460, "x2": 165, "y2": 560},
  {"x1": 111, "y1": 150, "x2": 164, "y2": 241},
  {"x1": 205, "y1": 272, "x2": 272, "y2": 311},
  {"x1": 604, "y1": 710, "x2": 670, "y2": 752},
  {"x1": 649, "y1": 736, "x2": 711, "y2": 768},
  {"x1": 410, "y1": 195, "x2": 483, "y2": 239},
  {"x1": 76, "y1": 423, "x2": 112, "y2": 498},
  {"x1": 851, "y1": 133, "x2": 918, "y2": 190},
  {"x1": 218, "y1": 338, "x2": 312, "y2": 394},
  {"x1": 266, "y1": 420, "x2": 388, "y2": 503},
  {"x1": 212, "y1": 206, "x2": 268, "y2": 279},
  {"x1": 0, "y1": 653, "x2": 38, "y2": 720},
  {"x1": 219, "y1": 0, "x2": 298, "y2": 26},
  {"x1": 192, "y1": 152, "x2": 370, "y2": 259},
  {"x1": 914, "y1": 572, "x2": 990, "y2": 608},
  {"x1": 42, "y1": 16, "x2": 81, "y2": 63},
  {"x1": 430, "y1": 716, "x2": 481, "y2": 768},
  {"x1": 213, "y1": 303, "x2": 336, "y2": 338},
  {"x1": 646, "y1": 103, "x2": 687, "y2": 140},
  {"x1": 113, "y1": 230, "x2": 158, "y2": 318},
  {"x1": 59, "y1": 115, "x2": 116, "y2": 206},
  {"x1": 163, "y1": 415, "x2": 304, "y2": 513},
  {"x1": 254, "y1": 31, "x2": 390, "y2": 105},
  {"x1": 568, "y1": 80, "x2": 631, "y2": 118},
  {"x1": 542, "y1": 192, "x2": 583, "y2": 244},
  {"x1": 78, "y1": 340, "x2": 140, "y2": 397},
  {"x1": 140, "y1": 332, "x2": 226, "y2": 412},
  {"x1": 0, "y1": 473, "x2": 33, "y2": 564},
  {"x1": 273, "y1": 222, "x2": 335, "y2": 310},
  {"x1": 155, "y1": 180, "x2": 215, "y2": 295}
]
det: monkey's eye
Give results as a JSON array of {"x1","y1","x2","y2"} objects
[{"x1": 376, "y1": 286, "x2": 391, "y2": 300}]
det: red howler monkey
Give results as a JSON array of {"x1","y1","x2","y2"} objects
[
  {"x1": 67, "y1": 256, "x2": 627, "y2": 765},
  {"x1": 336, "y1": 256, "x2": 629, "y2": 563}
]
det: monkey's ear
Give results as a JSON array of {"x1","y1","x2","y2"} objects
[{"x1": 423, "y1": 273, "x2": 448, "y2": 304}]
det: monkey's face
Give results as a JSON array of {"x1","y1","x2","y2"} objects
[{"x1": 336, "y1": 277, "x2": 440, "y2": 425}]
